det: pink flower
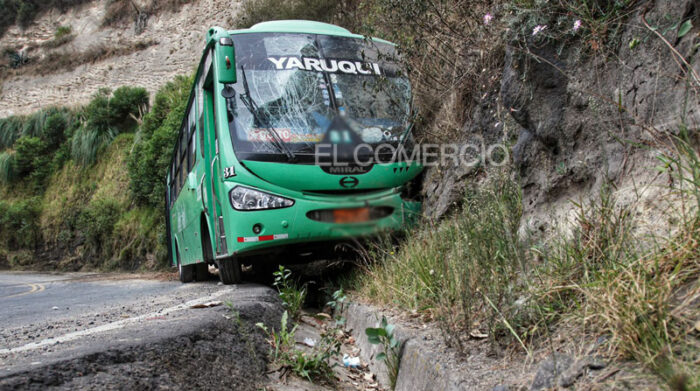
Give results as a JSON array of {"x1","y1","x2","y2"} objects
[
  {"x1": 484, "y1": 13, "x2": 493, "y2": 25},
  {"x1": 532, "y1": 25, "x2": 547, "y2": 36},
  {"x1": 573, "y1": 20, "x2": 582, "y2": 32}
]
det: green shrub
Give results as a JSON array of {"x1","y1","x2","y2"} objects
[
  {"x1": 77, "y1": 197, "x2": 120, "y2": 254},
  {"x1": 54, "y1": 24, "x2": 71, "y2": 39},
  {"x1": 83, "y1": 88, "x2": 117, "y2": 132},
  {"x1": 128, "y1": 75, "x2": 190, "y2": 206},
  {"x1": 110, "y1": 86, "x2": 149, "y2": 124},
  {"x1": 43, "y1": 110, "x2": 68, "y2": 148},
  {"x1": 71, "y1": 86, "x2": 147, "y2": 166},
  {"x1": 0, "y1": 197, "x2": 42, "y2": 250},
  {"x1": 13, "y1": 136, "x2": 46, "y2": 176}
]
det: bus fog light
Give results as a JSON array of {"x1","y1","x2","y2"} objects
[
  {"x1": 229, "y1": 186, "x2": 294, "y2": 211},
  {"x1": 252, "y1": 224, "x2": 262, "y2": 234}
]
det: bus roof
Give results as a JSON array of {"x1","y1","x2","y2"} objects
[{"x1": 228, "y1": 20, "x2": 394, "y2": 45}]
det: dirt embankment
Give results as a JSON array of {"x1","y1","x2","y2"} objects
[{"x1": 0, "y1": 0, "x2": 240, "y2": 118}]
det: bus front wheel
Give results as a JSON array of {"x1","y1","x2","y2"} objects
[{"x1": 218, "y1": 257, "x2": 242, "y2": 285}]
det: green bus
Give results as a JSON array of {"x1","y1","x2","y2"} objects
[{"x1": 166, "y1": 20, "x2": 422, "y2": 284}]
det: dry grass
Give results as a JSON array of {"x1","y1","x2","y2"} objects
[
  {"x1": 0, "y1": 39, "x2": 157, "y2": 81},
  {"x1": 357, "y1": 136, "x2": 700, "y2": 388}
]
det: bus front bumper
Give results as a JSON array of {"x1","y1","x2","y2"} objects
[{"x1": 223, "y1": 189, "x2": 420, "y2": 257}]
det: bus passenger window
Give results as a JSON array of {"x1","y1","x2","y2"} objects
[{"x1": 188, "y1": 132, "x2": 196, "y2": 171}]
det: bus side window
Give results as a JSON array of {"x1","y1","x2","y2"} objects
[
  {"x1": 179, "y1": 127, "x2": 187, "y2": 190},
  {"x1": 188, "y1": 101, "x2": 196, "y2": 171},
  {"x1": 174, "y1": 144, "x2": 180, "y2": 199}
]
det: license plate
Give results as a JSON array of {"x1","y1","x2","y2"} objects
[{"x1": 333, "y1": 208, "x2": 370, "y2": 223}]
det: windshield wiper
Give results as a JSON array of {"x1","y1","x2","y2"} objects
[{"x1": 238, "y1": 66, "x2": 296, "y2": 162}]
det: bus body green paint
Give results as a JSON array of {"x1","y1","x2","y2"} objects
[{"x1": 166, "y1": 21, "x2": 421, "y2": 275}]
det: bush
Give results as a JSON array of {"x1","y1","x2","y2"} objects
[
  {"x1": 43, "y1": 111, "x2": 68, "y2": 148},
  {"x1": 83, "y1": 88, "x2": 116, "y2": 133},
  {"x1": 77, "y1": 197, "x2": 120, "y2": 254},
  {"x1": 110, "y1": 86, "x2": 149, "y2": 124},
  {"x1": 72, "y1": 86, "x2": 147, "y2": 166},
  {"x1": 128, "y1": 75, "x2": 190, "y2": 206},
  {"x1": 13, "y1": 136, "x2": 46, "y2": 176},
  {"x1": 0, "y1": 197, "x2": 42, "y2": 250}
]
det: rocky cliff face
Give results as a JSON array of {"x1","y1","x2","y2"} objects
[
  {"x1": 0, "y1": 0, "x2": 240, "y2": 117},
  {"x1": 422, "y1": 0, "x2": 699, "y2": 238}
]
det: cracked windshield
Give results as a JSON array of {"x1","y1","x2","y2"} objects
[{"x1": 228, "y1": 33, "x2": 411, "y2": 159}]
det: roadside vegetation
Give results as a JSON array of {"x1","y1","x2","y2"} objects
[
  {"x1": 232, "y1": 0, "x2": 699, "y2": 388},
  {"x1": 0, "y1": 77, "x2": 190, "y2": 271}
]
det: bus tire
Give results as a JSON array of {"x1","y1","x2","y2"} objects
[
  {"x1": 194, "y1": 262, "x2": 210, "y2": 281},
  {"x1": 218, "y1": 257, "x2": 241, "y2": 284},
  {"x1": 177, "y1": 251, "x2": 194, "y2": 283}
]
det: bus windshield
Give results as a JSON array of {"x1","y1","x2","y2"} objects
[{"x1": 227, "y1": 32, "x2": 411, "y2": 162}]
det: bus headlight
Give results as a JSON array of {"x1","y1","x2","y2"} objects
[{"x1": 229, "y1": 186, "x2": 294, "y2": 211}]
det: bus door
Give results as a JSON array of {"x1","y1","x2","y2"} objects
[{"x1": 201, "y1": 56, "x2": 227, "y2": 257}]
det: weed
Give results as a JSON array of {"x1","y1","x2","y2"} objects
[
  {"x1": 365, "y1": 316, "x2": 401, "y2": 389},
  {"x1": 326, "y1": 288, "x2": 348, "y2": 326},
  {"x1": 273, "y1": 265, "x2": 307, "y2": 320},
  {"x1": 256, "y1": 310, "x2": 298, "y2": 362},
  {"x1": 258, "y1": 309, "x2": 342, "y2": 383}
]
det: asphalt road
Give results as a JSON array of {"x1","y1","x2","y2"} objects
[{"x1": 0, "y1": 271, "x2": 282, "y2": 390}]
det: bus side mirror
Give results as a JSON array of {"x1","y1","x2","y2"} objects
[
  {"x1": 218, "y1": 38, "x2": 237, "y2": 84},
  {"x1": 188, "y1": 172, "x2": 197, "y2": 190}
]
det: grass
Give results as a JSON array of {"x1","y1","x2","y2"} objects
[
  {"x1": 0, "y1": 151, "x2": 15, "y2": 183},
  {"x1": 357, "y1": 139, "x2": 700, "y2": 389},
  {"x1": 357, "y1": 174, "x2": 526, "y2": 351}
]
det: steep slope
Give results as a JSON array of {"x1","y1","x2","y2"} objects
[{"x1": 0, "y1": 0, "x2": 239, "y2": 117}]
